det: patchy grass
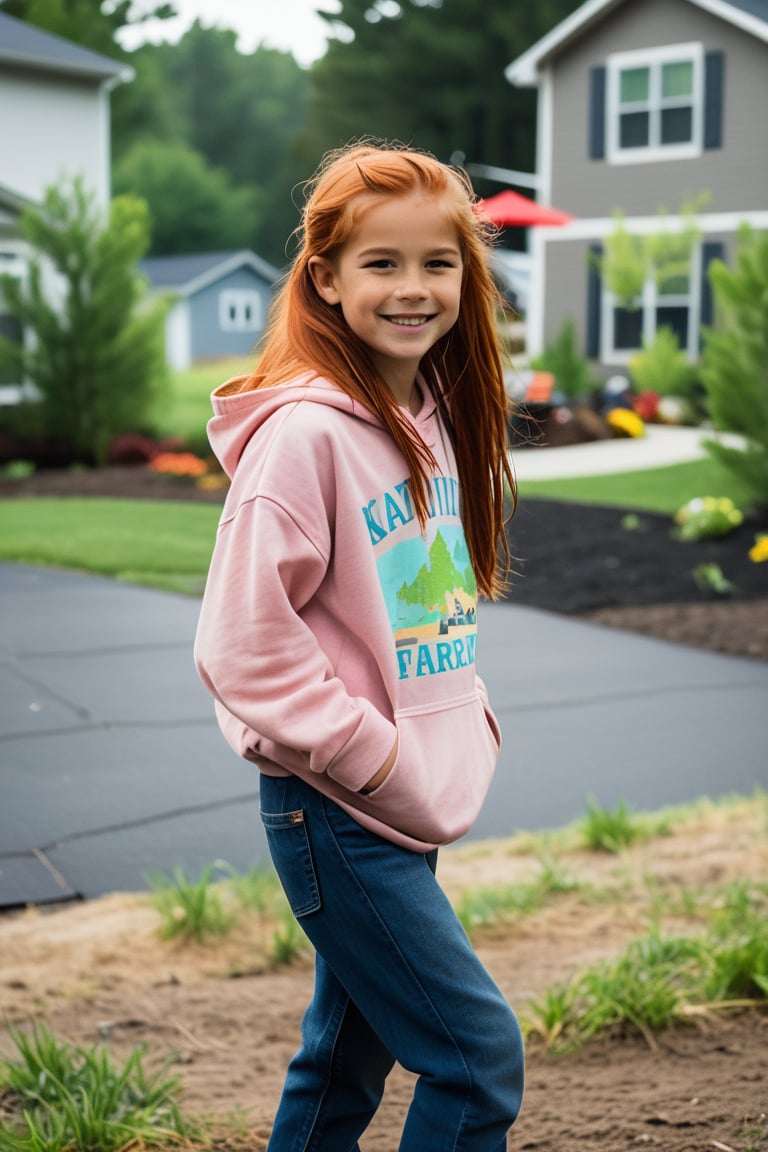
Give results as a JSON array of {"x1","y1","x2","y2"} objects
[
  {"x1": 0, "y1": 1024, "x2": 202, "y2": 1150},
  {"x1": 523, "y1": 879, "x2": 768, "y2": 1052}
]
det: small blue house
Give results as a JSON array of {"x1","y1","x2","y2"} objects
[{"x1": 139, "y1": 249, "x2": 281, "y2": 371}]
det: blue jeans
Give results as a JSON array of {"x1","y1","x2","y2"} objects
[{"x1": 260, "y1": 773, "x2": 524, "y2": 1151}]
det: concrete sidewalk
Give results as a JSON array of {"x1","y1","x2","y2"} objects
[
  {"x1": 512, "y1": 423, "x2": 744, "y2": 480},
  {"x1": 2, "y1": 561, "x2": 767, "y2": 908}
]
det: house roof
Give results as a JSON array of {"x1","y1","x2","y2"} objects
[
  {"x1": 506, "y1": 0, "x2": 768, "y2": 86},
  {"x1": 0, "y1": 181, "x2": 34, "y2": 217},
  {"x1": 0, "y1": 11, "x2": 133, "y2": 84},
  {"x1": 139, "y1": 250, "x2": 281, "y2": 296}
]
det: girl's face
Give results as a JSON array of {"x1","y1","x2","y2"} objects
[{"x1": 309, "y1": 191, "x2": 464, "y2": 406}]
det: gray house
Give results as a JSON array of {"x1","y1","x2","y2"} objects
[
  {"x1": 0, "y1": 11, "x2": 131, "y2": 394},
  {"x1": 506, "y1": 0, "x2": 768, "y2": 372},
  {"x1": 139, "y1": 250, "x2": 280, "y2": 371}
]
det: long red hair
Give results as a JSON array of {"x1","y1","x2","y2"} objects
[{"x1": 242, "y1": 141, "x2": 515, "y2": 598}]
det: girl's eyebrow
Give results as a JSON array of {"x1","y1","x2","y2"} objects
[{"x1": 357, "y1": 245, "x2": 462, "y2": 258}]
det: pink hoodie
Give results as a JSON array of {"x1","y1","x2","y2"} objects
[{"x1": 194, "y1": 372, "x2": 502, "y2": 853}]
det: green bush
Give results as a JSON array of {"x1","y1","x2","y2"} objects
[
  {"x1": 531, "y1": 317, "x2": 598, "y2": 399},
  {"x1": 629, "y1": 326, "x2": 698, "y2": 399},
  {"x1": 700, "y1": 227, "x2": 768, "y2": 508}
]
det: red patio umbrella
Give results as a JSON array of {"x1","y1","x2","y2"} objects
[{"x1": 478, "y1": 189, "x2": 574, "y2": 227}]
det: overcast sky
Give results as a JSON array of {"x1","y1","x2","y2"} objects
[{"x1": 118, "y1": 0, "x2": 342, "y2": 65}]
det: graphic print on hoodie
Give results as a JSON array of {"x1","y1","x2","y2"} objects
[
  {"x1": 194, "y1": 373, "x2": 502, "y2": 854},
  {"x1": 365, "y1": 477, "x2": 478, "y2": 683}
]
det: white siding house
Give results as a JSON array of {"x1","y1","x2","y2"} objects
[{"x1": 0, "y1": 12, "x2": 131, "y2": 396}]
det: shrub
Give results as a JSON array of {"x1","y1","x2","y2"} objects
[
  {"x1": 0, "y1": 177, "x2": 169, "y2": 466},
  {"x1": 531, "y1": 317, "x2": 599, "y2": 400},
  {"x1": 629, "y1": 326, "x2": 698, "y2": 400},
  {"x1": 674, "y1": 496, "x2": 743, "y2": 540},
  {"x1": 700, "y1": 227, "x2": 768, "y2": 508},
  {"x1": 107, "y1": 433, "x2": 184, "y2": 465}
]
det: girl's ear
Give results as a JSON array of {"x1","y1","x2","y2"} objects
[{"x1": 308, "y1": 257, "x2": 341, "y2": 305}]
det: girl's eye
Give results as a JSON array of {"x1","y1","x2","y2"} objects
[
  {"x1": 426, "y1": 259, "x2": 455, "y2": 269},
  {"x1": 365, "y1": 259, "x2": 395, "y2": 269}
]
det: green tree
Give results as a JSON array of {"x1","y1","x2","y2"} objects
[
  {"x1": 0, "y1": 179, "x2": 168, "y2": 465},
  {"x1": 116, "y1": 25, "x2": 309, "y2": 264},
  {"x1": 110, "y1": 42, "x2": 187, "y2": 163},
  {"x1": 428, "y1": 530, "x2": 464, "y2": 597},
  {"x1": 305, "y1": 0, "x2": 581, "y2": 177},
  {"x1": 159, "y1": 26, "x2": 309, "y2": 263},
  {"x1": 599, "y1": 199, "x2": 705, "y2": 308},
  {"x1": 112, "y1": 140, "x2": 258, "y2": 255},
  {"x1": 700, "y1": 227, "x2": 768, "y2": 507}
]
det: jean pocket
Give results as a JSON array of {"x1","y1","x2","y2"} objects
[{"x1": 260, "y1": 808, "x2": 321, "y2": 918}]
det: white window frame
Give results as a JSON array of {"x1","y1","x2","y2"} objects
[
  {"x1": 606, "y1": 42, "x2": 704, "y2": 165},
  {"x1": 601, "y1": 244, "x2": 702, "y2": 365},
  {"x1": 218, "y1": 289, "x2": 262, "y2": 332}
]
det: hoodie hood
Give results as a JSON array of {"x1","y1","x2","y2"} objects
[{"x1": 207, "y1": 371, "x2": 435, "y2": 480}]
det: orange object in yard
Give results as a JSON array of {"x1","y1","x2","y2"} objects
[{"x1": 524, "y1": 372, "x2": 555, "y2": 404}]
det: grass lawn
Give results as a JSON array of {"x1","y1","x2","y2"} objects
[
  {"x1": 0, "y1": 498, "x2": 221, "y2": 594},
  {"x1": 157, "y1": 356, "x2": 250, "y2": 452},
  {"x1": 518, "y1": 455, "x2": 758, "y2": 515}
]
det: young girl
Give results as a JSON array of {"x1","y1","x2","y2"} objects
[{"x1": 195, "y1": 141, "x2": 524, "y2": 1151}]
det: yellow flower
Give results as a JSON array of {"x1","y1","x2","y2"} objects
[
  {"x1": 749, "y1": 534, "x2": 768, "y2": 563},
  {"x1": 606, "y1": 407, "x2": 645, "y2": 438}
]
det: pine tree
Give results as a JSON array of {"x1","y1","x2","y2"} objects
[{"x1": 0, "y1": 178, "x2": 168, "y2": 464}]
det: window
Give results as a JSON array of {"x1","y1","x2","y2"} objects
[
  {"x1": 219, "y1": 289, "x2": 262, "y2": 332},
  {"x1": 607, "y1": 43, "x2": 704, "y2": 163},
  {"x1": 602, "y1": 249, "x2": 701, "y2": 364}
]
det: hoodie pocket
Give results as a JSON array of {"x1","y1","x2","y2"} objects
[{"x1": 365, "y1": 692, "x2": 500, "y2": 845}]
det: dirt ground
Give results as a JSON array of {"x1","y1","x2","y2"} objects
[
  {"x1": 1, "y1": 799, "x2": 766, "y2": 1150},
  {"x1": 1, "y1": 464, "x2": 767, "y2": 1149}
]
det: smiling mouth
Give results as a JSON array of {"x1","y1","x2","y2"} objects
[{"x1": 385, "y1": 316, "x2": 434, "y2": 327}]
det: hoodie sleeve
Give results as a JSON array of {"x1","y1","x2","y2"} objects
[{"x1": 194, "y1": 494, "x2": 397, "y2": 793}]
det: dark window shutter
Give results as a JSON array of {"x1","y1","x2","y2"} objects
[
  {"x1": 703, "y1": 51, "x2": 724, "y2": 150},
  {"x1": 700, "y1": 241, "x2": 724, "y2": 345},
  {"x1": 586, "y1": 244, "x2": 603, "y2": 358},
  {"x1": 589, "y1": 66, "x2": 606, "y2": 159}
]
